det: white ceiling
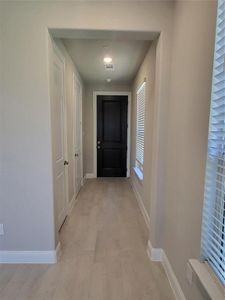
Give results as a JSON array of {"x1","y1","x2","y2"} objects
[
  {"x1": 63, "y1": 38, "x2": 151, "y2": 84},
  {"x1": 51, "y1": 29, "x2": 158, "y2": 41}
]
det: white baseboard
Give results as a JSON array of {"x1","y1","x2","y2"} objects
[
  {"x1": 0, "y1": 242, "x2": 61, "y2": 264},
  {"x1": 161, "y1": 250, "x2": 186, "y2": 300},
  {"x1": 130, "y1": 178, "x2": 150, "y2": 230},
  {"x1": 146, "y1": 239, "x2": 186, "y2": 300},
  {"x1": 85, "y1": 173, "x2": 96, "y2": 179},
  {"x1": 147, "y1": 239, "x2": 163, "y2": 262}
]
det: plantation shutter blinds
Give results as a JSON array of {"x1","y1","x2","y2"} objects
[
  {"x1": 201, "y1": 0, "x2": 225, "y2": 285},
  {"x1": 136, "y1": 82, "x2": 146, "y2": 171}
]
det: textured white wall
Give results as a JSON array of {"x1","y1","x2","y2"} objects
[
  {"x1": 163, "y1": 1, "x2": 217, "y2": 299},
  {"x1": 131, "y1": 40, "x2": 157, "y2": 219}
]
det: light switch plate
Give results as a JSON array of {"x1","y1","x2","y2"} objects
[{"x1": 0, "y1": 224, "x2": 4, "y2": 235}]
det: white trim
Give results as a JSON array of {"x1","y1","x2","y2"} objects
[
  {"x1": 130, "y1": 178, "x2": 150, "y2": 230},
  {"x1": 146, "y1": 241, "x2": 186, "y2": 300},
  {"x1": 146, "y1": 239, "x2": 163, "y2": 262},
  {"x1": 189, "y1": 259, "x2": 225, "y2": 300},
  {"x1": 137, "y1": 79, "x2": 146, "y2": 94},
  {"x1": 85, "y1": 173, "x2": 95, "y2": 179},
  {"x1": 0, "y1": 242, "x2": 61, "y2": 264},
  {"x1": 93, "y1": 91, "x2": 131, "y2": 178},
  {"x1": 73, "y1": 74, "x2": 84, "y2": 196},
  {"x1": 161, "y1": 251, "x2": 186, "y2": 300},
  {"x1": 133, "y1": 166, "x2": 143, "y2": 181},
  {"x1": 148, "y1": 37, "x2": 163, "y2": 250}
]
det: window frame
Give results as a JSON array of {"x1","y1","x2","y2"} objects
[
  {"x1": 201, "y1": 0, "x2": 225, "y2": 286},
  {"x1": 135, "y1": 81, "x2": 146, "y2": 181}
]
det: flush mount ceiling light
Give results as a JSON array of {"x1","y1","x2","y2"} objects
[
  {"x1": 106, "y1": 78, "x2": 111, "y2": 83},
  {"x1": 103, "y1": 57, "x2": 112, "y2": 64}
]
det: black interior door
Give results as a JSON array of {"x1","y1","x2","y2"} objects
[{"x1": 97, "y1": 95, "x2": 128, "y2": 177}]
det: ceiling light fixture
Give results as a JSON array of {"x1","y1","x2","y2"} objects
[
  {"x1": 104, "y1": 57, "x2": 112, "y2": 64},
  {"x1": 106, "y1": 78, "x2": 111, "y2": 83}
]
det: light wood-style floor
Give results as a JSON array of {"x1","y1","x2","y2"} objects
[{"x1": 0, "y1": 178, "x2": 175, "y2": 300}]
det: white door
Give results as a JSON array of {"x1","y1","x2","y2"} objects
[
  {"x1": 52, "y1": 48, "x2": 68, "y2": 230},
  {"x1": 74, "y1": 78, "x2": 82, "y2": 196}
]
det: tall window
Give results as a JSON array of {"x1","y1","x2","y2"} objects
[
  {"x1": 201, "y1": 0, "x2": 225, "y2": 285},
  {"x1": 135, "y1": 81, "x2": 146, "y2": 179}
]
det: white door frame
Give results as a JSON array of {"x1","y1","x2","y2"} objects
[
  {"x1": 73, "y1": 73, "x2": 84, "y2": 190},
  {"x1": 52, "y1": 42, "x2": 69, "y2": 229},
  {"x1": 76, "y1": 77, "x2": 84, "y2": 186},
  {"x1": 93, "y1": 91, "x2": 131, "y2": 178}
]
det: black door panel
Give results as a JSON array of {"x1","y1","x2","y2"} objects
[{"x1": 97, "y1": 95, "x2": 128, "y2": 177}]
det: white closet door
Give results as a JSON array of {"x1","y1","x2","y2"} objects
[{"x1": 52, "y1": 49, "x2": 67, "y2": 230}]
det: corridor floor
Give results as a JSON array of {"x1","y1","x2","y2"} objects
[{"x1": 0, "y1": 178, "x2": 175, "y2": 300}]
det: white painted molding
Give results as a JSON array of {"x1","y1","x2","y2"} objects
[
  {"x1": 85, "y1": 173, "x2": 96, "y2": 179},
  {"x1": 146, "y1": 240, "x2": 186, "y2": 300},
  {"x1": 0, "y1": 242, "x2": 61, "y2": 264},
  {"x1": 146, "y1": 239, "x2": 163, "y2": 262},
  {"x1": 161, "y1": 251, "x2": 186, "y2": 300},
  {"x1": 130, "y1": 178, "x2": 150, "y2": 230},
  {"x1": 189, "y1": 259, "x2": 224, "y2": 300}
]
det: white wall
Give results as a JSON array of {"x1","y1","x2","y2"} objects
[
  {"x1": 131, "y1": 40, "x2": 157, "y2": 221},
  {"x1": 130, "y1": 2, "x2": 218, "y2": 299},
  {"x1": 0, "y1": 0, "x2": 174, "y2": 252},
  {"x1": 162, "y1": 1, "x2": 217, "y2": 299},
  {"x1": 83, "y1": 82, "x2": 131, "y2": 175},
  {"x1": 1, "y1": 5, "x2": 55, "y2": 251},
  {"x1": 0, "y1": 7, "x2": 4, "y2": 246}
]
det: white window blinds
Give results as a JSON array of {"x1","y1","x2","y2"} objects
[
  {"x1": 201, "y1": 0, "x2": 225, "y2": 285},
  {"x1": 136, "y1": 82, "x2": 146, "y2": 172}
]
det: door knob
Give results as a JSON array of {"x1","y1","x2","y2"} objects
[
  {"x1": 75, "y1": 153, "x2": 79, "y2": 157},
  {"x1": 64, "y1": 160, "x2": 69, "y2": 165},
  {"x1": 97, "y1": 146, "x2": 100, "y2": 149},
  {"x1": 97, "y1": 141, "x2": 101, "y2": 144}
]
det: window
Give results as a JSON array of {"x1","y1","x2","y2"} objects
[
  {"x1": 135, "y1": 81, "x2": 146, "y2": 180},
  {"x1": 201, "y1": 0, "x2": 225, "y2": 285}
]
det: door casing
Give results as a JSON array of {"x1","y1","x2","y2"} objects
[
  {"x1": 93, "y1": 91, "x2": 131, "y2": 178},
  {"x1": 73, "y1": 74, "x2": 83, "y2": 196}
]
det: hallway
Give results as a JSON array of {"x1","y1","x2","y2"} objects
[{"x1": 0, "y1": 179, "x2": 174, "y2": 300}]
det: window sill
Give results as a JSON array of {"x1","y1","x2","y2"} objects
[
  {"x1": 133, "y1": 167, "x2": 143, "y2": 182},
  {"x1": 189, "y1": 259, "x2": 225, "y2": 300}
]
